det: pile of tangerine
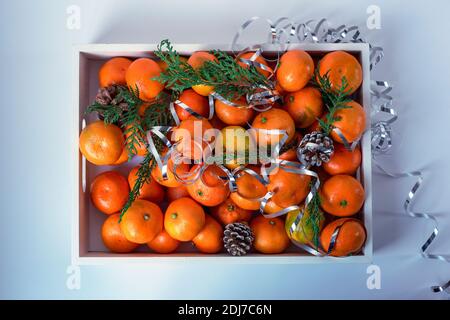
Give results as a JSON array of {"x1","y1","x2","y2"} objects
[{"x1": 79, "y1": 48, "x2": 367, "y2": 256}]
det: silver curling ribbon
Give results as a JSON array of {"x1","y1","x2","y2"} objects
[
  {"x1": 369, "y1": 75, "x2": 450, "y2": 294},
  {"x1": 331, "y1": 127, "x2": 360, "y2": 152},
  {"x1": 146, "y1": 126, "x2": 174, "y2": 180},
  {"x1": 170, "y1": 98, "x2": 215, "y2": 126},
  {"x1": 238, "y1": 48, "x2": 274, "y2": 76},
  {"x1": 373, "y1": 160, "x2": 450, "y2": 289},
  {"x1": 211, "y1": 89, "x2": 279, "y2": 113}
]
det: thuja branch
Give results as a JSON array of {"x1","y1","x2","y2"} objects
[
  {"x1": 119, "y1": 151, "x2": 153, "y2": 221},
  {"x1": 119, "y1": 92, "x2": 174, "y2": 219},
  {"x1": 85, "y1": 85, "x2": 130, "y2": 125},
  {"x1": 85, "y1": 84, "x2": 174, "y2": 219},
  {"x1": 304, "y1": 189, "x2": 324, "y2": 249},
  {"x1": 85, "y1": 85, "x2": 148, "y2": 159},
  {"x1": 153, "y1": 39, "x2": 271, "y2": 100},
  {"x1": 312, "y1": 68, "x2": 352, "y2": 135}
]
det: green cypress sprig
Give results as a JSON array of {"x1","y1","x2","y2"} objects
[
  {"x1": 153, "y1": 39, "x2": 271, "y2": 100},
  {"x1": 121, "y1": 87, "x2": 147, "y2": 159},
  {"x1": 304, "y1": 188, "x2": 324, "y2": 249},
  {"x1": 118, "y1": 91, "x2": 173, "y2": 219},
  {"x1": 85, "y1": 85, "x2": 130, "y2": 125},
  {"x1": 312, "y1": 67, "x2": 352, "y2": 135},
  {"x1": 85, "y1": 102, "x2": 122, "y2": 125},
  {"x1": 85, "y1": 85, "x2": 173, "y2": 219},
  {"x1": 119, "y1": 151, "x2": 153, "y2": 222}
]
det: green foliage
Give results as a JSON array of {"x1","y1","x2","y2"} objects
[
  {"x1": 85, "y1": 85, "x2": 174, "y2": 219},
  {"x1": 306, "y1": 66, "x2": 355, "y2": 248},
  {"x1": 85, "y1": 85, "x2": 129, "y2": 125},
  {"x1": 304, "y1": 188, "x2": 324, "y2": 249},
  {"x1": 153, "y1": 39, "x2": 271, "y2": 100},
  {"x1": 122, "y1": 87, "x2": 146, "y2": 160},
  {"x1": 119, "y1": 151, "x2": 154, "y2": 222},
  {"x1": 85, "y1": 86, "x2": 148, "y2": 159},
  {"x1": 85, "y1": 102, "x2": 122, "y2": 125},
  {"x1": 312, "y1": 67, "x2": 352, "y2": 135},
  {"x1": 141, "y1": 92, "x2": 174, "y2": 129}
]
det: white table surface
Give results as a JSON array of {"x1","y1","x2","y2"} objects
[{"x1": 1, "y1": 0, "x2": 449, "y2": 299}]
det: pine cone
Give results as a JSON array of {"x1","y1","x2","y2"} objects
[
  {"x1": 223, "y1": 222, "x2": 254, "y2": 256},
  {"x1": 95, "y1": 84, "x2": 128, "y2": 109},
  {"x1": 297, "y1": 131, "x2": 334, "y2": 167}
]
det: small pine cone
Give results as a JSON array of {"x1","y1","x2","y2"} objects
[
  {"x1": 297, "y1": 131, "x2": 334, "y2": 167},
  {"x1": 223, "y1": 222, "x2": 254, "y2": 256},
  {"x1": 95, "y1": 84, "x2": 128, "y2": 110}
]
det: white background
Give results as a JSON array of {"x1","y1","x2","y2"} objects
[{"x1": 0, "y1": 0, "x2": 449, "y2": 299}]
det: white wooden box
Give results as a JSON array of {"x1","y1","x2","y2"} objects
[{"x1": 72, "y1": 43, "x2": 372, "y2": 265}]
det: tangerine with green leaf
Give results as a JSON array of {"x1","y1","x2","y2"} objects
[
  {"x1": 320, "y1": 218, "x2": 366, "y2": 257},
  {"x1": 285, "y1": 86, "x2": 324, "y2": 128},
  {"x1": 251, "y1": 108, "x2": 295, "y2": 147},
  {"x1": 187, "y1": 51, "x2": 218, "y2": 96},
  {"x1": 250, "y1": 216, "x2": 290, "y2": 254},
  {"x1": 164, "y1": 197, "x2": 206, "y2": 241},
  {"x1": 211, "y1": 197, "x2": 253, "y2": 225},
  {"x1": 318, "y1": 51, "x2": 362, "y2": 95},
  {"x1": 128, "y1": 166, "x2": 165, "y2": 203},
  {"x1": 126, "y1": 58, "x2": 164, "y2": 101},
  {"x1": 186, "y1": 165, "x2": 230, "y2": 207},
  {"x1": 276, "y1": 50, "x2": 314, "y2": 92},
  {"x1": 330, "y1": 100, "x2": 366, "y2": 144},
  {"x1": 124, "y1": 125, "x2": 147, "y2": 157},
  {"x1": 120, "y1": 199, "x2": 163, "y2": 244},
  {"x1": 320, "y1": 175, "x2": 365, "y2": 216}
]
